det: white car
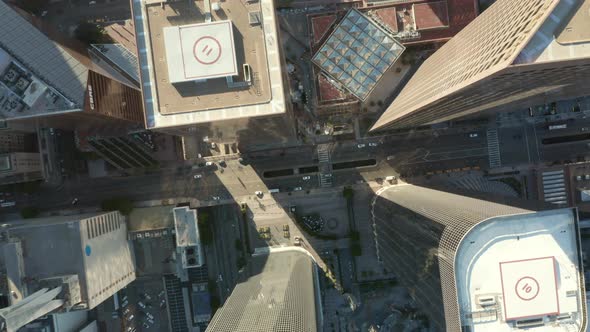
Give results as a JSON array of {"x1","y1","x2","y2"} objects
[
  {"x1": 357, "y1": 143, "x2": 366, "y2": 148},
  {"x1": 293, "y1": 187, "x2": 302, "y2": 191},
  {"x1": 469, "y1": 133, "x2": 479, "y2": 138},
  {"x1": 205, "y1": 161, "x2": 214, "y2": 166},
  {"x1": 127, "y1": 314, "x2": 134, "y2": 322},
  {"x1": 193, "y1": 174, "x2": 202, "y2": 179},
  {"x1": 255, "y1": 191, "x2": 263, "y2": 197},
  {"x1": 212, "y1": 196, "x2": 221, "y2": 201},
  {"x1": 368, "y1": 142, "x2": 378, "y2": 147},
  {"x1": 302, "y1": 176, "x2": 311, "y2": 181}
]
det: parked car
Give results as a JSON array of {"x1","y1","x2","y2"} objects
[
  {"x1": 357, "y1": 143, "x2": 366, "y2": 148},
  {"x1": 138, "y1": 301, "x2": 146, "y2": 309},
  {"x1": 293, "y1": 187, "x2": 302, "y2": 191},
  {"x1": 219, "y1": 160, "x2": 227, "y2": 168},
  {"x1": 71, "y1": 198, "x2": 79, "y2": 205},
  {"x1": 193, "y1": 174, "x2": 202, "y2": 179},
  {"x1": 127, "y1": 314, "x2": 134, "y2": 322},
  {"x1": 212, "y1": 196, "x2": 221, "y2": 201},
  {"x1": 368, "y1": 142, "x2": 378, "y2": 147},
  {"x1": 302, "y1": 176, "x2": 311, "y2": 181},
  {"x1": 469, "y1": 133, "x2": 479, "y2": 138}
]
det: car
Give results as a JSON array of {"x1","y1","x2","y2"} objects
[
  {"x1": 210, "y1": 142, "x2": 217, "y2": 149},
  {"x1": 160, "y1": 299, "x2": 166, "y2": 308},
  {"x1": 71, "y1": 198, "x2": 79, "y2": 205},
  {"x1": 143, "y1": 293, "x2": 152, "y2": 301},
  {"x1": 283, "y1": 224, "x2": 289, "y2": 231},
  {"x1": 193, "y1": 174, "x2": 202, "y2": 179},
  {"x1": 368, "y1": 142, "x2": 378, "y2": 147},
  {"x1": 123, "y1": 307, "x2": 130, "y2": 315},
  {"x1": 147, "y1": 318, "x2": 155, "y2": 325},
  {"x1": 41, "y1": 10, "x2": 48, "y2": 16},
  {"x1": 357, "y1": 143, "x2": 366, "y2": 148},
  {"x1": 469, "y1": 133, "x2": 479, "y2": 138},
  {"x1": 255, "y1": 191, "x2": 263, "y2": 197},
  {"x1": 289, "y1": 206, "x2": 296, "y2": 214},
  {"x1": 586, "y1": 175, "x2": 590, "y2": 181},
  {"x1": 138, "y1": 301, "x2": 146, "y2": 309},
  {"x1": 89, "y1": 0, "x2": 96, "y2": 4},
  {"x1": 293, "y1": 187, "x2": 302, "y2": 191},
  {"x1": 146, "y1": 312, "x2": 154, "y2": 320},
  {"x1": 112, "y1": 311, "x2": 119, "y2": 319},
  {"x1": 127, "y1": 314, "x2": 134, "y2": 322},
  {"x1": 577, "y1": 175, "x2": 582, "y2": 181},
  {"x1": 302, "y1": 176, "x2": 311, "y2": 181},
  {"x1": 205, "y1": 161, "x2": 214, "y2": 166},
  {"x1": 142, "y1": 322, "x2": 149, "y2": 329},
  {"x1": 212, "y1": 196, "x2": 221, "y2": 201}
]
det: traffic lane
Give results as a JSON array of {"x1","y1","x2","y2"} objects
[
  {"x1": 497, "y1": 126, "x2": 531, "y2": 165},
  {"x1": 540, "y1": 141, "x2": 590, "y2": 163}
]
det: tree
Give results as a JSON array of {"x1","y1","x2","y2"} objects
[
  {"x1": 342, "y1": 186, "x2": 354, "y2": 199},
  {"x1": 75, "y1": 22, "x2": 111, "y2": 45},
  {"x1": 101, "y1": 197, "x2": 134, "y2": 215},
  {"x1": 20, "y1": 207, "x2": 39, "y2": 219}
]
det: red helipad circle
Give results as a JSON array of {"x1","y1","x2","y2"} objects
[
  {"x1": 193, "y1": 36, "x2": 222, "y2": 65},
  {"x1": 515, "y1": 276, "x2": 540, "y2": 301}
]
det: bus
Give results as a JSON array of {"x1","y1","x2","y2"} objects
[{"x1": 548, "y1": 124, "x2": 567, "y2": 130}]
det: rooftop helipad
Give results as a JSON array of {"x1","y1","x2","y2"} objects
[
  {"x1": 499, "y1": 257, "x2": 559, "y2": 320},
  {"x1": 164, "y1": 21, "x2": 238, "y2": 83}
]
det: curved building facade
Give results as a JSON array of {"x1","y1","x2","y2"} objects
[
  {"x1": 206, "y1": 247, "x2": 321, "y2": 332},
  {"x1": 372, "y1": 184, "x2": 586, "y2": 331}
]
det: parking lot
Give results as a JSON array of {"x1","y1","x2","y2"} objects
[{"x1": 119, "y1": 279, "x2": 169, "y2": 332}]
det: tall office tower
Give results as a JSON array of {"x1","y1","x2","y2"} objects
[
  {"x1": 372, "y1": 184, "x2": 587, "y2": 331},
  {"x1": 130, "y1": 0, "x2": 296, "y2": 149},
  {"x1": 0, "y1": 1, "x2": 144, "y2": 131},
  {"x1": 206, "y1": 248, "x2": 322, "y2": 332},
  {"x1": 0, "y1": 211, "x2": 136, "y2": 331},
  {"x1": 371, "y1": 0, "x2": 590, "y2": 131}
]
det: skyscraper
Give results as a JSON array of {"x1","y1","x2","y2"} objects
[
  {"x1": 371, "y1": 0, "x2": 590, "y2": 130},
  {"x1": 0, "y1": 1, "x2": 144, "y2": 130},
  {"x1": 372, "y1": 184, "x2": 586, "y2": 331},
  {"x1": 0, "y1": 211, "x2": 136, "y2": 331},
  {"x1": 206, "y1": 248, "x2": 322, "y2": 332}
]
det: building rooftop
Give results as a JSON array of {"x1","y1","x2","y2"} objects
[
  {"x1": 515, "y1": 0, "x2": 590, "y2": 64},
  {"x1": 312, "y1": 9, "x2": 405, "y2": 101},
  {"x1": 1, "y1": 212, "x2": 136, "y2": 310},
  {"x1": 413, "y1": 1, "x2": 449, "y2": 30},
  {"x1": 90, "y1": 44, "x2": 140, "y2": 85},
  {"x1": 556, "y1": 0, "x2": 590, "y2": 44},
  {"x1": 164, "y1": 21, "x2": 238, "y2": 83},
  {"x1": 132, "y1": 0, "x2": 287, "y2": 129},
  {"x1": 173, "y1": 207, "x2": 199, "y2": 248},
  {"x1": 206, "y1": 247, "x2": 321, "y2": 332},
  {"x1": 104, "y1": 20, "x2": 138, "y2": 55},
  {"x1": 455, "y1": 209, "x2": 586, "y2": 331},
  {"x1": 0, "y1": 1, "x2": 85, "y2": 108}
]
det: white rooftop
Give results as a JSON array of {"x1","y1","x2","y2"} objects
[
  {"x1": 163, "y1": 21, "x2": 238, "y2": 83},
  {"x1": 173, "y1": 206, "x2": 200, "y2": 248},
  {"x1": 499, "y1": 257, "x2": 559, "y2": 320},
  {"x1": 455, "y1": 209, "x2": 586, "y2": 332}
]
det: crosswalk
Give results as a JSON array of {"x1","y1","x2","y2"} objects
[
  {"x1": 486, "y1": 129, "x2": 501, "y2": 168},
  {"x1": 317, "y1": 144, "x2": 333, "y2": 187},
  {"x1": 317, "y1": 144, "x2": 331, "y2": 163},
  {"x1": 541, "y1": 170, "x2": 567, "y2": 205}
]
